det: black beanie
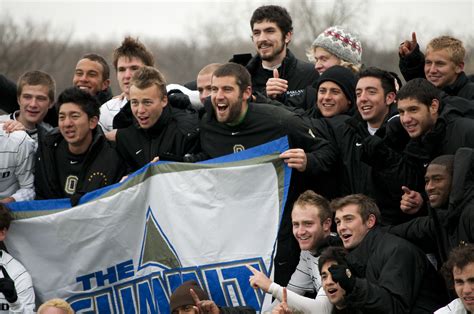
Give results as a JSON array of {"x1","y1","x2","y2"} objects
[
  {"x1": 316, "y1": 65, "x2": 357, "y2": 108},
  {"x1": 169, "y1": 280, "x2": 210, "y2": 312}
]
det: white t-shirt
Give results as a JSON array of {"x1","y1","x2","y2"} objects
[
  {"x1": 435, "y1": 298, "x2": 468, "y2": 314},
  {"x1": 99, "y1": 97, "x2": 128, "y2": 132}
]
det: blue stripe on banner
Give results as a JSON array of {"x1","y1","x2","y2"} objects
[{"x1": 8, "y1": 136, "x2": 291, "y2": 213}]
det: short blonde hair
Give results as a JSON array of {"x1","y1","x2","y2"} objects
[
  {"x1": 37, "y1": 298, "x2": 74, "y2": 314},
  {"x1": 426, "y1": 35, "x2": 465, "y2": 65}
]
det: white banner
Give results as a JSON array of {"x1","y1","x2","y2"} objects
[{"x1": 7, "y1": 138, "x2": 291, "y2": 313}]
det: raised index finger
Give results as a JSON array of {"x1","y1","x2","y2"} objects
[
  {"x1": 412, "y1": 32, "x2": 417, "y2": 45},
  {"x1": 245, "y1": 264, "x2": 259, "y2": 274},
  {"x1": 190, "y1": 288, "x2": 201, "y2": 305},
  {"x1": 282, "y1": 287, "x2": 287, "y2": 303}
]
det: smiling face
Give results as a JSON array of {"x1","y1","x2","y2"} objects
[
  {"x1": 425, "y1": 163, "x2": 452, "y2": 208},
  {"x1": 321, "y1": 260, "x2": 346, "y2": 308},
  {"x1": 397, "y1": 97, "x2": 439, "y2": 138},
  {"x1": 130, "y1": 84, "x2": 168, "y2": 129},
  {"x1": 356, "y1": 77, "x2": 392, "y2": 129},
  {"x1": 210, "y1": 75, "x2": 250, "y2": 124},
  {"x1": 425, "y1": 48, "x2": 462, "y2": 88},
  {"x1": 334, "y1": 204, "x2": 375, "y2": 250},
  {"x1": 73, "y1": 58, "x2": 110, "y2": 95},
  {"x1": 453, "y1": 263, "x2": 474, "y2": 312},
  {"x1": 317, "y1": 81, "x2": 351, "y2": 117},
  {"x1": 58, "y1": 103, "x2": 98, "y2": 155},
  {"x1": 251, "y1": 20, "x2": 290, "y2": 66},
  {"x1": 291, "y1": 204, "x2": 331, "y2": 252},
  {"x1": 17, "y1": 84, "x2": 53, "y2": 129}
]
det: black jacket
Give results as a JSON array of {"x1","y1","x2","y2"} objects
[
  {"x1": 0, "y1": 74, "x2": 18, "y2": 114},
  {"x1": 116, "y1": 105, "x2": 199, "y2": 172},
  {"x1": 364, "y1": 95, "x2": 474, "y2": 212},
  {"x1": 399, "y1": 44, "x2": 474, "y2": 100},
  {"x1": 35, "y1": 127, "x2": 127, "y2": 205},
  {"x1": 199, "y1": 102, "x2": 338, "y2": 285},
  {"x1": 245, "y1": 49, "x2": 319, "y2": 109},
  {"x1": 344, "y1": 228, "x2": 448, "y2": 313},
  {"x1": 332, "y1": 105, "x2": 412, "y2": 225},
  {"x1": 389, "y1": 147, "x2": 474, "y2": 265}
]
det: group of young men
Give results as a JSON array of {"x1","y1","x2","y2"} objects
[{"x1": 0, "y1": 3, "x2": 474, "y2": 313}]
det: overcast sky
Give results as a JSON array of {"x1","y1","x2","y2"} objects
[{"x1": 1, "y1": 0, "x2": 473, "y2": 50}]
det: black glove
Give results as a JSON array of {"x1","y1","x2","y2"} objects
[
  {"x1": 328, "y1": 264, "x2": 356, "y2": 294},
  {"x1": 0, "y1": 266, "x2": 17, "y2": 303}
]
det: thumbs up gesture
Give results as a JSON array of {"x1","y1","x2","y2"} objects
[
  {"x1": 0, "y1": 266, "x2": 17, "y2": 303},
  {"x1": 266, "y1": 68, "x2": 288, "y2": 99}
]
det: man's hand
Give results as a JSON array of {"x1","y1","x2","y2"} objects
[
  {"x1": 190, "y1": 288, "x2": 220, "y2": 314},
  {"x1": 272, "y1": 288, "x2": 292, "y2": 314},
  {"x1": 328, "y1": 264, "x2": 355, "y2": 294},
  {"x1": 104, "y1": 129, "x2": 117, "y2": 141},
  {"x1": 400, "y1": 186, "x2": 423, "y2": 214},
  {"x1": 266, "y1": 68, "x2": 288, "y2": 99},
  {"x1": 0, "y1": 266, "x2": 17, "y2": 303},
  {"x1": 280, "y1": 149, "x2": 307, "y2": 172},
  {"x1": 246, "y1": 264, "x2": 272, "y2": 293},
  {"x1": 399, "y1": 32, "x2": 418, "y2": 57},
  {"x1": 2, "y1": 120, "x2": 26, "y2": 133},
  {"x1": 0, "y1": 197, "x2": 15, "y2": 204}
]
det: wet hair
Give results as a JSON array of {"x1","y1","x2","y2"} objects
[
  {"x1": 294, "y1": 190, "x2": 332, "y2": 223},
  {"x1": 56, "y1": 87, "x2": 100, "y2": 119},
  {"x1": 318, "y1": 246, "x2": 348, "y2": 273},
  {"x1": 330, "y1": 194, "x2": 381, "y2": 225},
  {"x1": 0, "y1": 204, "x2": 13, "y2": 230},
  {"x1": 397, "y1": 78, "x2": 441, "y2": 107},
  {"x1": 430, "y1": 155, "x2": 455, "y2": 177},
  {"x1": 112, "y1": 36, "x2": 154, "y2": 70},
  {"x1": 442, "y1": 244, "x2": 474, "y2": 288},
  {"x1": 357, "y1": 67, "x2": 397, "y2": 96},
  {"x1": 130, "y1": 66, "x2": 167, "y2": 99},
  {"x1": 250, "y1": 5, "x2": 293, "y2": 36},
  {"x1": 81, "y1": 53, "x2": 110, "y2": 81},
  {"x1": 17, "y1": 70, "x2": 56, "y2": 102},
  {"x1": 426, "y1": 35, "x2": 465, "y2": 65},
  {"x1": 212, "y1": 63, "x2": 252, "y2": 95}
]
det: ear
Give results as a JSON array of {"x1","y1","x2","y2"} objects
[
  {"x1": 322, "y1": 217, "x2": 332, "y2": 233},
  {"x1": 284, "y1": 32, "x2": 293, "y2": 45},
  {"x1": 429, "y1": 98, "x2": 440, "y2": 115},
  {"x1": 0, "y1": 228, "x2": 7, "y2": 242},
  {"x1": 162, "y1": 95, "x2": 168, "y2": 108},
  {"x1": 455, "y1": 61, "x2": 465, "y2": 73},
  {"x1": 101, "y1": 79, "x2": 111, "y2": 91},
  {"x1": 385, "y1": 91, "x2": 396, "y2": 106},
  {"x1": 243, "y1": 86, "x2": 252, "y2": 101},
  {"x1": 89, "y1": 116, "x2": 99, "y2": 130},
  {"x1": 366, "y1": 214, "x2": 376, "y2": 229}
]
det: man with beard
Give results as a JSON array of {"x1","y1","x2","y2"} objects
[
  {"x1": 199, "y1": 62, "x2": 337, "y2": 288},
  {"x1": 243, "y1": 5, "x2": 318, "y2": 108}
]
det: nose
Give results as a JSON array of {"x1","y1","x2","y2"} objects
[
  {"x1": 464, "y1": 283, "x2": 474, "y2": 296},
  {"x1": 320, "y1": 90, "x2": 331, "y2": 100},
  {"x1": 425, "y1": 179, "x2": 434, "y2": 192},
  {"x1": 427, "y1": 63, "x2": 437, "y2": 73},
  {"x1": 315, "y1": 60, "x2": 324, "y2": 73},
  {"x1": 400, "y1": 112, "x2": 412, "y2": 125}
]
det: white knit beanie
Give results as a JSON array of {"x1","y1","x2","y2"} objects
[{"x1": 312, "y1": 25, "x2": 362, "y2": 65}]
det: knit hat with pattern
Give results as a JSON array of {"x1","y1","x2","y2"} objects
[{"x1": 312, "y1": 25, "x2": 362, "y2": 65}]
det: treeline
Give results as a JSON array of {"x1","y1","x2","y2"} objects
[{"x1": 1, "y1": 1, "x2": 473, "y2": 97}]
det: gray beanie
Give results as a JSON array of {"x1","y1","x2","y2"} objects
[{"x1": 312, "y1": 25, "x2": 362, "y2": 65}]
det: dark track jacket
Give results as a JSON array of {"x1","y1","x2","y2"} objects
[
  {"x1": 35, "y1": 127, "x2": 127, "y2": 205},
  {"x1": 245, "y1": 49, "x2": 319, "y2": 109},
  {"x1": 116, "y1": 105, "x2": 198, "y2": 173},
  {"x1": 344, "y1": 228, "x2": 448, "y2": 313}
]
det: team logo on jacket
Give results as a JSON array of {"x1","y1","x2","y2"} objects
[
  {"x1": 233, "y1": 144, "x2": 245, "y2": 153},
  {"x1": 65, "y1": 175, "x2": 79, "y2": 195}
]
